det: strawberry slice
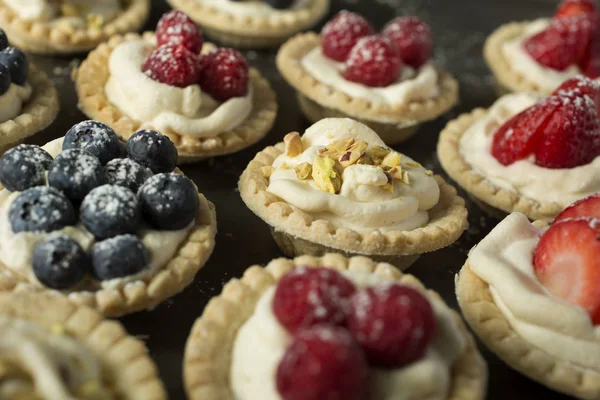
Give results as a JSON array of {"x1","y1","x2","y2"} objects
[
  {"x1": 553, "y1": 76, "x2": 600, "y2": 112},
  {"x1": 534, "y1": 218, "x2": 600, "y2": 324},
  {"x1": 555, "y1": 193, "x2": 600, "y2": 221},
  {"x1": 580, "y1": 14, "x2": 600, "y2": 78},
  {"x1": 555, "y1": 0, "x2": 597, "y2": 18}
]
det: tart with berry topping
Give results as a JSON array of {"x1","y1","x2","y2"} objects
[
  {"x1": 75, "y1": 10, "x2": 277, "y2": 161},
  {"x1": 166, "y1": 0, "x2": 329, "y2": 48},
  {"x1": 239, "y1": 118, "x2": 468, "y2": 269},
  {"x1": 0, "y1": 291, "x2": 166, "y2": 399},
  {"x1": 277, "y1": 11, "x2": 459, "y2": 145},
  {"x1": 485, "y1": 0, "x2": 600, "y2": 95},
  {"x1": 457, "y1": 194, "x2": 600, "y2": 399},
  {"x1": 184, "y1": 254, "x2": 488, "y2": 400},
  {"x1": 438, "y1": 76, "x2": 600, "y2": 221},
  {"x1": 0, "y1": 121, "x2": 217, "y2": 316},
  {"x1": 0, "y1": 0, "x2": 149, "y2": 54}
]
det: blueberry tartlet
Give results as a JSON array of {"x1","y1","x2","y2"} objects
[{"x1": 0, "y1": 121, "x2": 217, "y2": 316}]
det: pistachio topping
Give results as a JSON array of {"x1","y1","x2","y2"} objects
[
  {"x1": 319, "y1": 137, "x2": 355, "y2": 158},
  {"x1": 312, "y1": 156, "x2": 342, "y2": 194},
  {"x1": 405, "y1": 161, "x2": 422, "y2": 168},
  {"x1": 381, "y1": 151, "x2": 402, "y2": 169},
  {"x1": 87, "y1": 14, "x2": 104, "y2": 29},
  {"x1": 356, "y1": 154, "x2": 373, "y2": 165},
  {"x1": 284, "y1": 132, "x2": 303, "y2": 157},
  {"x1": 367, "y1": 145, "x2": 390, "y2": 165},
  {"x1": 294, "y1": 163, "x2": 312, "y2": 180},
  {"x1": 425, "y1": 170, "x2": 433, "y2": 176},
  {"x1": 339, "y1": 140, "x2": 368, "y2": 168}
]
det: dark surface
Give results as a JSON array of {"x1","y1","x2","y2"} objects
[{"x1": 24, "y1": 0, "x2": 572, "y2": 399}]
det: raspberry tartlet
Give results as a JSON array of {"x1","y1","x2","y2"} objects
[
  {"x1": 438, "y1": 76, "x2": 600, "y2": 221},
  {"x1": 277, "y1": 11, "x2": 459, "y2": 145},
  {"x1": 184, "y1": 254, "x2": 488, "y2": 400},
  {"x1": 0, "y1": 0, "x2": 149, "y2": 54},
  {"x1": 0, "y1": 291, "x2": 166, "y2": 399},
  {"x1": 239, "y1": 118, "x2": 468, "y2": 269},
  {"x1": 75, "y1": 10, "x2": 277, "y2": 161},
  {"x1": 0, "y1": 121, "x2": 217, "y2": 317},
  {"x1": 457, "y1": 194, "x2": 600, "y2": 399},
  {"x1": 166, "y1": 0, "x2": 329, "y2": 48},
  {"x1": 485, "y1": 0, "x2": 600, "y2": 95}
]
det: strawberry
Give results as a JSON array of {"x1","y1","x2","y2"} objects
[
  {"x1": 156, "y1": 10, "x2": 204, "y2": 54},
  {"x1": 276, "y1": 325, "x2": 368, "y2": 400},
  {"x1": 142, "y1": 44, "x2": 201, "y2": 88},
  {"x1": 553, "y1": 76, "x2": 600, "y2": 112},
  {"x1": 382, "y1": 16, "x2": 432, "y2": 69},
  {"x1": 580, "y1": 14, "x2": 600, "y2": 78},
  {"x1": 272, "y1": 267, "x2": 357, "y2": 334},
  {"x1": 343, "y1": 35, "x2": 402, "y2": 87},
  {"x1": 346, "y1": 283, "x2": 436, "y2": 367},
  {"x1": 197, "y1": 48, "x2": 249, "y2": 101},
  {"x1": 533, "y1": 218, "x2": 600, "y2": 324},
  {"x1": 321, "y1": 10, "x2": 375, "y2": 62},
  {"x1": 555, "y1": 0, "x2": 598, "y2": 18},
  {"x1": 555, "y1": 193, "x2": 600, "y2": 221}
]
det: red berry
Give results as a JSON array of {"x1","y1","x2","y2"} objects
[
  {"x1": 156, "y1": 10, "x2": 203, "y2": 54},
  {"x1": 343, "y1": 35, "x2": 402, "y2": 87},
  {"x1": 276, "y1": 325, "x2": 368, "y2": 400},
  {"x1": 580, "y1": 14, "x2": 600, "y2": 78},
  {"x1": 533, "y1": 218, "x2": 600, "y2": 324},
  {"x1": 556, "y1": 0, "x2": 598, "y2": 18},
  {"x1": 346, "y1": 284, "x2": 436, "y2": 368},
  {"x1": 553, "y1": 76, "x2": 600, "y2": 113},
  {"x1": 198, "y1": 48, "x2": 249, "y2": 102},
  {"x1": 321, "y1": 10, "x2": 375, "y2": 62},
  {"x1": 142, "y1": 44, "x2": 201, "y2": 88},
  {"x1": 382, "y1": 16, "x2": 432, "y2": 69},
  {"x1": 555, "y1": 193, "x2": 600, "y2": 221},
  {"x1": 273, "y1": 267, "x2": 356, "y2": 334}
]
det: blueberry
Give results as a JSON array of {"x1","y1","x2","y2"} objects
[
  {"x1": 80, "y1": 184, "x2": 140, "y2": 239},
  {"x1": 0, "y1": 30, "x2": 8, "y2": 51},
  {"x1": 104, "y1": 158, "x2": 152, "y2": 193},
  {"x1": 0, "y1": 47, "x2": 28, "y2": 86},
  {"x1": 48, "y1": 149, "x2": 105, "y2": 204},
  {"x1": 126, "y1": 130, "x2": 178, "y2": 174},
  {"x1": 0, "y1": 144, "x2": 53, "y2": 192},
  {"x1": 32, "y1": 235, "x2": 90, "y2": 289},
  {"x1": 265, "y1": 0, "x2": 295, "y2": 9},
  {"x1": 0, "y1": 63, "x2": 11, "y2": 96},
  {"x1": 63, "y1": 120, "x2": 121, "y2": 165},
  {"x1": 91, "y1": 234, "x2": 148, "y2": 280},
  {"x1": 138, "y1": 173, "x2": 199, "y2": 230},
  {"x1": 9, "y1": 187, "x2": 76, "y2": 233}
]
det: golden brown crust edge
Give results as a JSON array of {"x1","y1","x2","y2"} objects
[
  {"x1": 184, "y1": 254, "x2": 488, "y2": 400},
  {"x1": 75, "y1": 32, "x2": 278, "y2": 159},
  {"x1": 0, "y1": 291, "x2": 167, "y2": 400},
  {"x1": 456, "y1": 263, "x2": 600, "y2": 400}
]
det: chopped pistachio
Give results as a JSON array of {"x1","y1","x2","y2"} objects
[
  {"x1": 294, "y1": 162, "x2": 312, "y2": 180},
  {"x1": 356, "y1": 154, "x2": 373, "y2": 165},
  {"x1": 381, "y1": 182, "x2": 394, "y2": 192},
  {"x1": 50, "y1": 323, "x2": 66, "y2": 335},
  {"x1": 381, "y1": 151, "x2": 402, "y2": 168},
  {"x1": 284, "y1": 132, "x2": 303, "y2": 157},
  {"x1": 87, "y1": 14, "x2": 104, "y2": 29},
  {"x1": 386, "y1": 166, "x2": 404, "y2": 181},
  {"x1": 367, "y1": 146, "x2": 391, "y2": 165},
  {"x1": 425, "y1": 170, "x2": 433, "y2": 176},
  {"x1": 312, "y1": 156, "x2": 342, "y2": 194},
  {"x1": 402, "y1": 171, "x2": 411, "y2": 184},
  {"x1": 339, "y1": 140, "x2": 368, "y2": 168},
  {"x1": 319, "y1": 137, "x2": 355, "y2": 158},
  {"x1": 405, "y1": 161, "x2": 422, "y2": 168},
  {"x1": 261, "y1": 166, "x2": 274, "y2": 178}
]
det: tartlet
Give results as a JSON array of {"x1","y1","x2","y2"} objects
[{"x1": 184, "y1": 254, "x2": 488, "y2": 400}]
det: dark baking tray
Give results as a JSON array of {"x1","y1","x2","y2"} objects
[{"x1": 25, "y1": 0, "x2": 571, "y2": 398}]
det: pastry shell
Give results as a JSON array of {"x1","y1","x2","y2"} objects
[
  {"x1": 456, "y1": 261, "x2": 600, "y2": 400},
  {"x1": 0, "y1": 64, "x2": 59, "y2": 153},
  {"x1": 238, "y1": 141, "x2": 469, "y2": 270},
  {"x1": 0, "y1": 0, "x2": 150, "y2": 54},
  {"x1": 437, "y1": 107, "x2": 564, "y2": 221},
  {"x1": 166, "y1": 0, "x2": 329, "y2": 48},
  {"x1": 183, "y1": 254, "x2": 488, "y2": 400},
  {"x1": 277, "y1": 32, "x2": 459, "y2": 145},
  {"x1": 74, "y1": 32, "x2": 278, "y2": 161},
  {"x1": 0, "y1": 291, "x2": 167, "y2": 400}
]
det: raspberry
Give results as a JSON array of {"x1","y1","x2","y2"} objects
[
  {"x1": 321, "y1": 10, "x2": 375, "y2": 62},
  {"x1": 343, "y1": 35, "x2": 402, "y2": 87},
  {"x1": 272, "y1": 267, "x2": 357, "y2": 334},
  {"x1": 198, "y1": 48, "x2": 249, "y2": 102},
  {"x1": 276, "y1": 325, "x2": 368, "y2": 400},
  {"x1": 142, "y1": 44, "x2": 201, "y2": 88},
  {"x1": 156, "y1": 10, "x2": 203, "y2": 54},
  {"x1": 347, "y1": 283, "x2": 436, "y2": 368},
  {"x1": 382, "y1": 16, "x2": 433, "y2": 68}
]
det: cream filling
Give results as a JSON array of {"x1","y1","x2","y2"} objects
[
  {"x1": 0, "y1": 138, "x2": 192, "y2": 290},
  {"x1": 459, "y1": 92, "x2": 600, "y2": 207},
  {"x1": 196, "y1": 0, "x2": 311, "y2": 16},
  {"x1": 468, "y1": 213, "x2": 600, "y2": 371},
  {"x1": 105, "y1": 39, "x2": 253, "y2": 138},
  {"x1": 502, "y1": 19, "x2": 582, "y2": 93},
  {"x1": 230, "y1": 270, "x2": 466, "y2": 400},
  {"x1": 0, "y1": 83, "x2": 32, "y2": 124},
  {"x1": 3, "y1": 0, "x2": 121, "y2": 26},
  {"x1": 267, "y1": 118, "x2": 440, "y2": 232},
  {"x1": 0, "y1": 316, "x2": 114, "y2": 400}
]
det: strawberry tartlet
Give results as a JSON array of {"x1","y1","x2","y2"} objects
[
  {"x1": 485, "y1": 0, "x2": 600, "y2": 95},
  {"x1": 277, "y1": 11, "x2": 459, "y2": 145},
  {"x1": 457, "y1": 193, "x2": 600, "y2": 399}
]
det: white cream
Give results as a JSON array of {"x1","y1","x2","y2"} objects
[
  {"x1": 3, "y1": 0, "x2": 121, "y2": 25},
  {"x1": 460, "y1": 92, "x2": 600, "y2": 207},
  {"x1": 267, "y1": 119, "x2": 440, "y2": 232},
  {"x1": 502, "y1": 19, "x2": 582, "y2": 93},
  {"x1": 197, "y1": 0, "x2": 311, "y2": 17},
  {"x1": 105, "y1": 39, "x2": 253, "y2": 138},
  {"x1": 468, "y1": 213, "x2": 600, "y2": 371},
  {"x1": 0, "y1": 138, "x2": 192, "y2": 290},
  {"x1": 230, "y1": 270, "x2": 466, "y2": 400},
  {"x1": 0, "y1": 84, "x2": 32, "y2": 123}
]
